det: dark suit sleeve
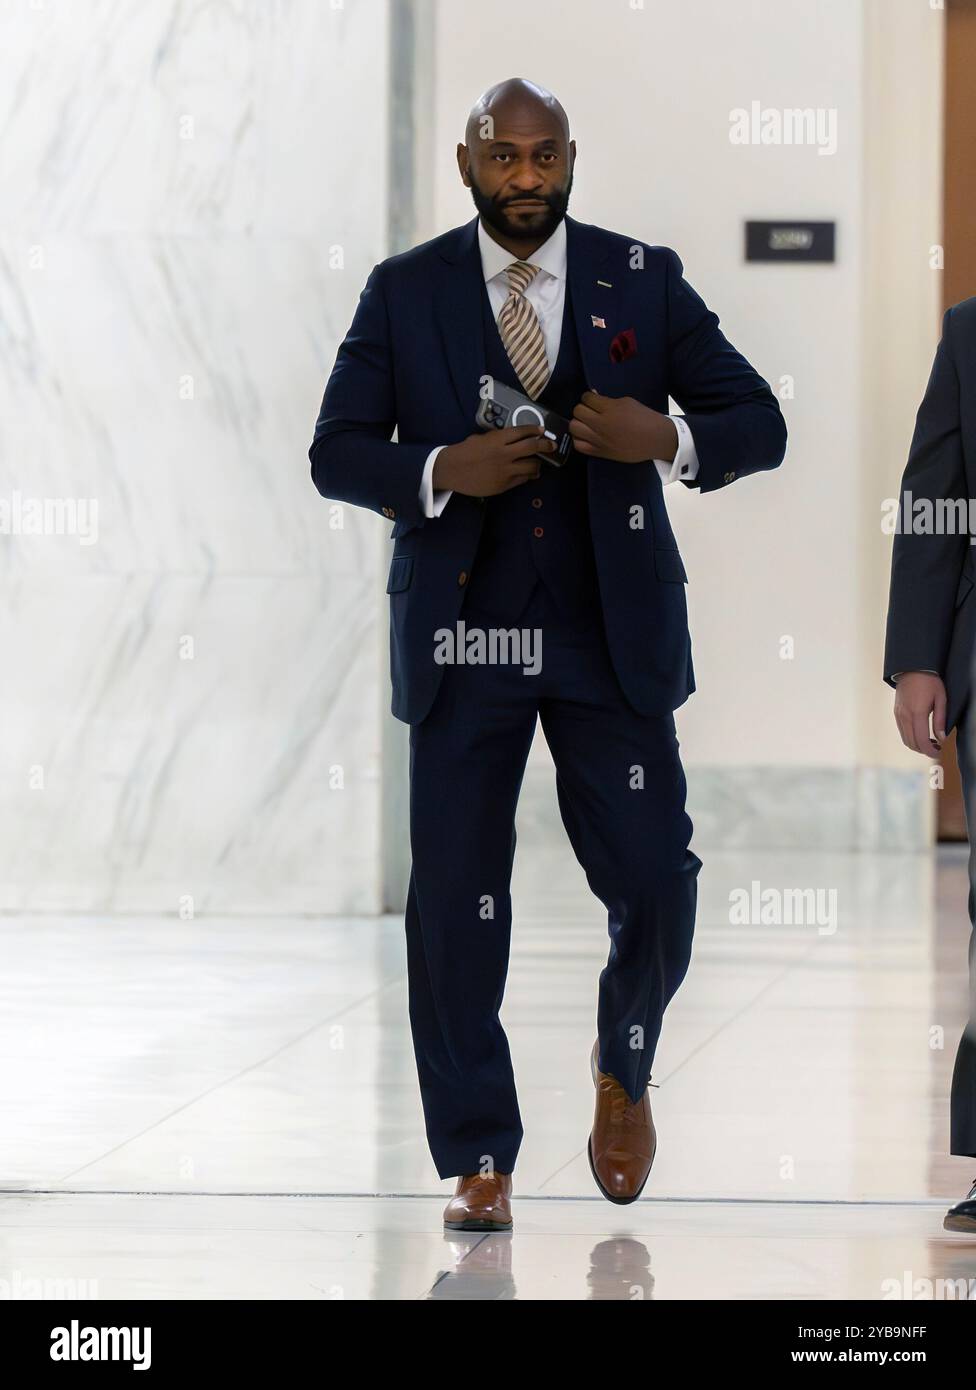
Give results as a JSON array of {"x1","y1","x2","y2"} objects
[
  {"x1": 663, "y1": 249, "x2": 787, "y2": 493},
  {"x1": 308, "y1": 262, "x2": 430, "y2": 528},
  {"x1": 883, "y1": 307, "x2": 967, "y2": 687}
]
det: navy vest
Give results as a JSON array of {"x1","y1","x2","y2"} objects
[{"x1": 461, "y1": 275, "x2": 602, "y2": 624}]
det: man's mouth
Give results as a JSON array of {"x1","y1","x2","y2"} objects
[{"x1": 505, "y1": 199, "x2": 547, "y2": 209}]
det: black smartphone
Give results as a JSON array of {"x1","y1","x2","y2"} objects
[{"x1": 475, "y1": 379, "x2": 573, "y2": 467}]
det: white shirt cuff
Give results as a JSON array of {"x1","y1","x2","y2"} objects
[
  {"x1": 654, "y1": 416, "x2": 699, "y2": 485},
  {"x1": 420, "y1": 446, "x2": 453, "y2": 518}
]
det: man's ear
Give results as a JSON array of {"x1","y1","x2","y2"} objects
[
  {"x1": 456, "y1": 143, "x2": 471, "y2": 188},
  {"x1": 569, "y1": 139, "x2": 577, "y2": 172}
]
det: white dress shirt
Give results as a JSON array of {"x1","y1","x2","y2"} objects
[{"x1": 419, "y1": 217, "x2": 700, "y2": 518}]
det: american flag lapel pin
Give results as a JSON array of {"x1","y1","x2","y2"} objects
[{"x1": 591, "y1": 315, "x2": 606, "y2": 329}]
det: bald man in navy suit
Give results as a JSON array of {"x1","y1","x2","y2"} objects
[{"x1": 310, "y1": 79, "x2": 787, "y2": 1230}]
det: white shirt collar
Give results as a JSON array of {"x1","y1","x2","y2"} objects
[{"x1": 477, "y1": 216, "x2": 567, "y2": 286}]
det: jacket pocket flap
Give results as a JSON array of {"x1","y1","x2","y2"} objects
[
  {"x1": 654, "y1": 548, "x2": 688, "y2": 583},
  {"x1": 386, "y1": 555, "x2": 414, "y2": 593}
]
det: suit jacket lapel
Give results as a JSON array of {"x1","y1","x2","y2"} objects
[
  {"x1": 565, "y1": 215, "x2": 620, "y2": 396},
  {"x1": 564, "y1": 216, "x2": 650, "y2": 517},
  {"x1": 434, "y1": 217, "x2": 486, "y2": 432}
]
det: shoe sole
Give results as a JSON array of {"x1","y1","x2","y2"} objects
[
  {"x1": 943, "y1": 1212, "x2": 976, "y2": 1233},
  {"x1": 443, "y1": 1218, "x2": 513, "y2": 1232}
]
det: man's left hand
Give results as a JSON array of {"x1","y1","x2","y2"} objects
[{"x1": 569, "y1": 391, "x2": 677, "y2": 463}]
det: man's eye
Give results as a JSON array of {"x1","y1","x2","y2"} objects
[
  {"x1": 493, "y1": 154, "x2": 512, "y2": 163},
  {"x1": 539, "y1": 153, "x2": 557, "y2": 163}
]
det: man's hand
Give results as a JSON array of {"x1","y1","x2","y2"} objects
[
  {"x1": 894, "y1": 672, "x2": 947, "y2": 755},
  {"x1": 433, "y1": 426, "x2": 554, "y2": 496},
  {"x1": 569, "y1": 390, "x2": 678, "y2": 463}
]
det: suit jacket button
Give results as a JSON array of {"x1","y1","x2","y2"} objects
[
  {"x1": 533, "y1": 526, "x2": 544, "y2": 538},
  {"x1": 457, "y1": 570, "x2": 468, "y2": 586},
  {"x1": 531, "y1": 497, "x2": 543, "y2": 508}
]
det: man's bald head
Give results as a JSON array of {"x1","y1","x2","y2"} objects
[
  {"x1": 464, "y1": 78, "x2": 570, "y2": 148},
  {"x1": 458, "y1": 78, "x2": 576, "y2": 252}
]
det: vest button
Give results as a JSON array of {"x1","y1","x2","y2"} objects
[
  {"x1": 531, "y1": 497, "x2": 543, "y2": 508},
  {"x1": 457, "y1": 570, "x2": 468, "y2": 586},
  {"x1": 533, "y1": 526, "x2": 544, "y2": 538}
]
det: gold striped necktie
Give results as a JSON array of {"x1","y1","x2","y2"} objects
[{"x1": 497, "y1": 261, "x2": 550, "y2": 400}]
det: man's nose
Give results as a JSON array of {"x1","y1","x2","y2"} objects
[{"x1": 508, "y1": 164, "x2": 545, "y2": 191}]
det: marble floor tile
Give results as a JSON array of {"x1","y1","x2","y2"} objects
[
  {"x1": 0, "y1": 843, "x2": 974, "y2": 1298},
  {"x1": 0, "y1": 1193, "x2": 972, "y2": 1301}
]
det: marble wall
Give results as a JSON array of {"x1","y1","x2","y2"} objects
[{"x1": 0, "y1": 0, "x2": 391, "y2": 912}]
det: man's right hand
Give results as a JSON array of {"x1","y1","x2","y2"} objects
[
  {"x1": 433, "y1": 427, "x2": 555, "y2": 497},
  {"x1": 894, "y1": 671, "x2": 948, "y2": 755}
]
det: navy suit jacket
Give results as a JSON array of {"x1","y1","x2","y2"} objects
[
  {"x1": 884, "y1": 297, "x2": 976, "y2": 734},
  {"x1": 310, "y1": 215, "x2": 787, "y2": 725}
]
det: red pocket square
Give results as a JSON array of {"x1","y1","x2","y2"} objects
[{"x1": 609, "y1": 327, "x2": 638, "y2": 363}]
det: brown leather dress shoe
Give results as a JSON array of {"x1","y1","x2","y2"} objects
[
  {"x1": 443, "y1": 1171, "x2": 514, "y2": 1232},
  {"x1": 588, "y1": 1039, "x2": 657, "y2": 1205}
]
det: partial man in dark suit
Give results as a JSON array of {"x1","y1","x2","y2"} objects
[
  {"x1": 883, "y1": 295, "x2": 976, "y2": 1233},
  {"x1": 310, "y1": 78, "x2": 786, "y2": 1231}
]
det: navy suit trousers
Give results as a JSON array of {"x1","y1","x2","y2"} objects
[{"x1": 404, "y1": 581, "x2": 702, "y2": 1179}]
